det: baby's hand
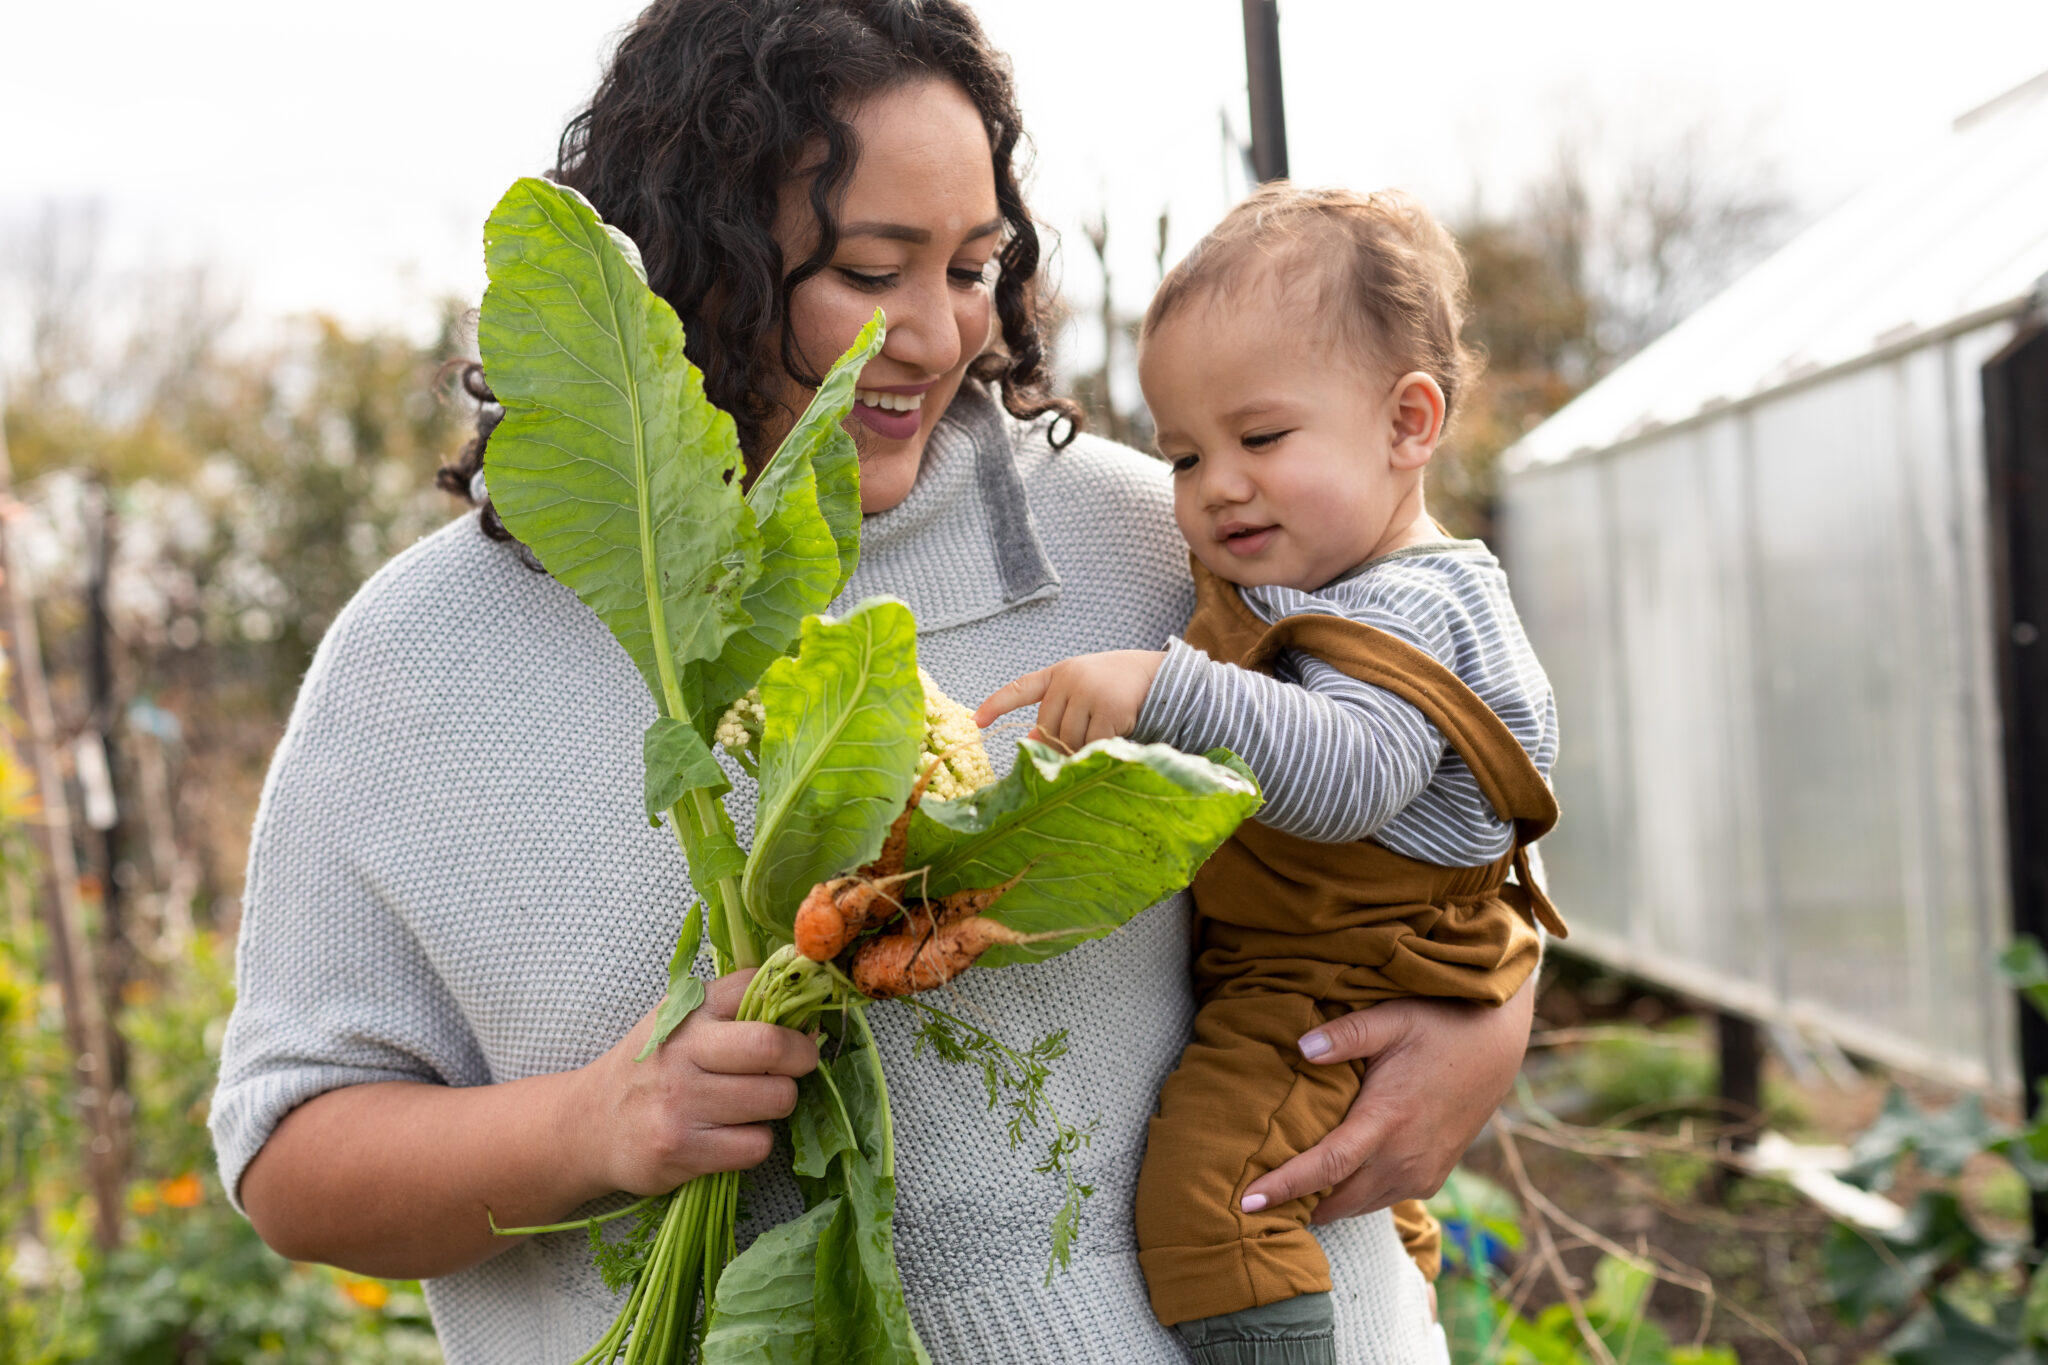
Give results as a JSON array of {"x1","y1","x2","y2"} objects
[{"x1": 975, "y1": 650, "x2": 1165, "y2": 755}]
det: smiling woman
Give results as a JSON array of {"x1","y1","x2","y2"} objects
[{"x1": 216, "y1": 2, "x2": 1526, "y2": 1362}]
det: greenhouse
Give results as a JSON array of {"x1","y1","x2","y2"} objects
[{"x1": 1499, "y1": 70, "x2": 2048, "y2": 1093}]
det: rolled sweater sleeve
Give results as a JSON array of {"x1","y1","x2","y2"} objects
[
  {"x1": 1131, "y1": 636, "x2": 1445, "y2": 842},
  {"x1": 209, "y1": 600, "x2": 490, "y2": 1213}
]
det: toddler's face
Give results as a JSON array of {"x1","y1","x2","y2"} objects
[{"x1": 1140, "y1": 281, "x2": 1429, "y2": 592}]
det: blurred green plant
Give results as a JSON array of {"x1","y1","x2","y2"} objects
[
  {"x1": 3, "y1": 919, "x2": 445, "y2": 1363},
  {"x1": 1815, "y1": 936, "x2": 2048, "y2": 1362},
  {"x1": 1576, "y1": 1023, "x2": 1716, "y2": 1122},
  {"x1": 1431, "y1": 1169, "x2": 1736, "y2": 1365}
]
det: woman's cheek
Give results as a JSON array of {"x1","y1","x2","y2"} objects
[{"x1": 959, "y1": 290, "x2": 994, "y2": 364}]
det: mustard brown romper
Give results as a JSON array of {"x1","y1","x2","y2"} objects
[{"x1": 1134, "y1": 561, "x2": 1569, "y2": 1327}]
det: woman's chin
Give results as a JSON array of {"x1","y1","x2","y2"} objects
[{"x1": 856, "y1": 438, "x2": 926, "y2": 514}]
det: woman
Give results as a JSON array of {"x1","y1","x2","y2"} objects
[{"x1": 213, "y1": 3, "x2": 1536, "y2": 1360}]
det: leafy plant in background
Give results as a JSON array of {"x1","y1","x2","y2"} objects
[
  {"x1": 1430, "y1": 1169, "x2": 1735, "y2": 1365},
  {"x1": 1817, "y1": 936, "x2": 2048, "y2": 1362},
  {"x1": 4, "y1": 922, "x2": 445, "y2": 1365},
  {"x1": 474, "y1": 177, "x2": 1259, "y2": 1365}
]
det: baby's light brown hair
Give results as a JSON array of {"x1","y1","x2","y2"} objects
[{"x1": 1142, "y1": 182, "x2": 1479, "y2": 429}]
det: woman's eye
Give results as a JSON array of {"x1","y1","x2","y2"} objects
[
  {"x1": 838, "y1": 269, "x2": 896, "y2": 291},
  {"x1": 1168, "y1": 453, "x2": 1199, "y2": 473},
  {"x1": 949, "y1": 264, "x2": 994, "y2": 289}
]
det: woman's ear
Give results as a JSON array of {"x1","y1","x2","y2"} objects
[{"x1": 1387, "y1": 372, "x2": 1447, "y2": 470}]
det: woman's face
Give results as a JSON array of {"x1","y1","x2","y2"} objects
[{"x1": 771, "y1": 78, "x2": 1002, "y2": 514}]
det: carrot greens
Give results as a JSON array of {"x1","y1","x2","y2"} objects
[{"x1": 476, "y1": 177, "x2": 1260, "y2": 1363}]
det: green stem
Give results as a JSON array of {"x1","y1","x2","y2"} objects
[
  {"x1": 848, "y1": 1003, "x2": 895, "y2": 1179},
  {"x1": 488, "y1": 1193, "x2": 662, "y2": 1238},
  {"x1": 688, "y1": 787, "x2": 757, "y2": 968}
]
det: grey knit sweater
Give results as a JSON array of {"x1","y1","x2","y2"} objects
[{"x1": 211, "y1": 385, "x2": 1438, "y2": 1363}]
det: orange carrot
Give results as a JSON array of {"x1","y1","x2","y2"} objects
[
  {"x1": 926, "y1": 864, "x2": 1031, "y2": 928},
  {"x1": 793, "y1": 872, "x2": 919, "y2": 962},
  {"x1": 851, "y1": 916, "x2": 1026, "y2": 999},
  {"x1": 860, "y1": 758, "x2": 939, "y2": 883}
]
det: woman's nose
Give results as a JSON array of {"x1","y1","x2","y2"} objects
[{"x1": 880, "y1": 273, "x2": 965, "y2": 378}]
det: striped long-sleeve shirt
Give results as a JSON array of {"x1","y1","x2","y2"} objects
[{"x1": 1130, "y1": 539, "x2": 1557, "y2": 867}]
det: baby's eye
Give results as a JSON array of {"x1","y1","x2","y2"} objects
[
  {"x1": 1167, "y1": 453, "x2": 1199, "y2": 474},
  {"x1": 1242, "y1": 429, "x2": 1289, "y2": 450}
]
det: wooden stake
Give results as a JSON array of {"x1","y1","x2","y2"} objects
[{"x1": 0, "y1": 382, "x2": 127, "y2": 1249}]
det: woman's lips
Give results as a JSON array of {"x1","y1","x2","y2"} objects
[
  {"x1": 1219, "y1": 525, "x2": 1277, "y2": 557},
  {"x1": 850, "y1": 383, "x2": 928, "y2": 441},
  {"x1": 851, "y1": 399, "x2": 923, "y2": 441}
]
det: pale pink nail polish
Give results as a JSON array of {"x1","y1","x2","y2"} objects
[
  {"x1": 1298, "y1": 1031, "x2": 1331, "y2": 1060},
  {"x1": 1241, "y1": 1192, "x2": 1268, "y2": 1213}
]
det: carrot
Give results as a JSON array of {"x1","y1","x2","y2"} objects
[
  {"x1": 926, "y1": 864, "x2": 1031, "y2": 928},
  {"x1": 794, "y1": 871, "x2": 921, "y2": 961},
  {"x1": 850, "y1": 916, "x2": 1030, "y2": 999},
  {"x1": 861, "y1": 758, "x2": 940, "y2": 883}
]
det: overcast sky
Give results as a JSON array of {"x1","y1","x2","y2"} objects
[{"x1": 4, "y1": 0, "x2": 2046, "y2": 347}]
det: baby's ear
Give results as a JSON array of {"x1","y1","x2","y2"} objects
[{"x1": 1388, "y1": 372, "x2": 1446, "y2": 470}]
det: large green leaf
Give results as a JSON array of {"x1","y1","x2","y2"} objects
[
  {"x1": 777, "y1": 315, "x2": 880, "y2": 595},
  {"x1": 814, "y1": 1155, "x2": 927, "y2": 1365},
  {"x1": 904, "y1": 738, "x2": 1261, "y2": 968},
  {"x1": 701, "y1": 1198, "x2": 839, "y2": 1364},
  {"x1": 742, "y1": 601, "x2": 923, "y2": 938},
  {"x1": 478, "y1": 176, "x2": 761, "y2": 715},
  {"x1": 685, "y1": 316, "x2": 886, "y2": 734}
]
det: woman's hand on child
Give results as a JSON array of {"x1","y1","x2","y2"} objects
[
  {"x1": 576, "y1": 969, "x2": 819, "y2": 1198},
  {"x1": 1238, "y1": 977, "x2": 1535, "y2": 1222},
  {"x1": 974, "y1": 650, "x2": 1165, "y2": 754}
]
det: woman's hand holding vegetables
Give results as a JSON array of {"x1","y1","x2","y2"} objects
[
  {"x1": 1239, "y1": 974, "x2": 1536, "y2": 1222},
  {"x1": 578, "y1": 969, "x2": 819, "y2": 1197},
  {"x1": 975, "y1": 649, "x2": 1165, "y2": 754}
]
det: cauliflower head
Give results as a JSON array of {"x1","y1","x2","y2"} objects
[{"x1": 918, "y1": 668, "x2": 996, "y2": 801}]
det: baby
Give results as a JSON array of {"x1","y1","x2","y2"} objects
[{"x1": 977, "y1": 184, "x2": 1566, "y2": 1365}]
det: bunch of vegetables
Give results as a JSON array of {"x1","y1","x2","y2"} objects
[{"x1": 474, "y1": 177, "x2": 1260, "y2": 1364}]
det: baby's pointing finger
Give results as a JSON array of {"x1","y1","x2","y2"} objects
[{"x1": 974, "y1": 670, "x2": 1052, "y2": 728}]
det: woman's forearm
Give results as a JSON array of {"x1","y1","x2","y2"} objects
[
  {"x1": 240, "y1": 1070, "x2": 606, "y2": 1280},
  {"x1": 236, "y1": 973, "x2": 818, "y2": 1281}
]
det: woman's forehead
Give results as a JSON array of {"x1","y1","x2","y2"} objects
[{"x1": 837, "y1": 79, "x2": 998, "y2": 225}]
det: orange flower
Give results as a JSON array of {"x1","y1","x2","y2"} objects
[
  {"x1": 158, "y1": 1173, "x2": 204, "y2": 1208},
  {"x1": 341, "y1": 1279, "x2": 391, "y2": 1310}
]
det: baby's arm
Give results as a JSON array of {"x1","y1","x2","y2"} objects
[
  {"x1": 973, "y1": 649, "x2": 1166, "y2": 752},
  {"x1": 977, "y1": 641, "x2": 1443, "y2": 842},
  {"x1": 1132, "y1": 640, "x2": 1444, "y2": 841}
]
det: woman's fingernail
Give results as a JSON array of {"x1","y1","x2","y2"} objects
[
  {"x1": 1241, "y1": 1193, "x2": 1268, "y2": 1213},
  {"x1": 1299, "y1": 1031, "x2": 1331, "y2": 1060}
]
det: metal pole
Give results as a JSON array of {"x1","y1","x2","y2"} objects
[
  {"x1": 1241, "y1": 0, "x2": 1289, "y2": 183},
  {"x1": 1984, "y1": 319, "x2": 2048, "y2": 1249},
  {"x1": 1710, "y1": 1009, "x2": 1761, "y2": 1203}
]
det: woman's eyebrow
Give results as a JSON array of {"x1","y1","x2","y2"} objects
[{"x1": 839, "y1": 217, "x2": 1005, "y2": 245}]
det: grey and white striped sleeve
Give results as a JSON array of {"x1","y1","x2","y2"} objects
[{"x1": 1130, "y1": 636, "x2": 1446, "y2": 843}]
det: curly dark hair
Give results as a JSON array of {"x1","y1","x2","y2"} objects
[{"x1": 439, "y1": 0, "x2": 1080, "y2": 538}]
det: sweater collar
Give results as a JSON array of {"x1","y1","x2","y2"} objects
[{"x1": 836, "y1": 381, "x2": 1060, "y2": 630}]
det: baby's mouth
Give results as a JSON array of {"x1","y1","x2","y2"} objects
[{"x1": 1217, "y1": 523, "x2": 1278, "y2": 557}]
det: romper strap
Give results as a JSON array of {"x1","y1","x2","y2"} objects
[{"x1": 1183, "y1": 558, "x2": 1566, "y2": 936}]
